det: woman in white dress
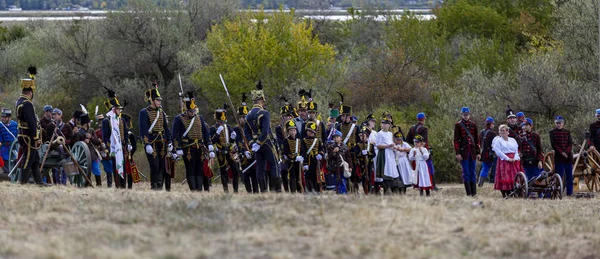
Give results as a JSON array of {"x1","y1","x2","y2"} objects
[
  {"x1": 393, "y1": 132, "x2": 413, "y2": 194},
  {"x1": 375, "y1": 116, "x2": 399, "y2": 195},
  {"x1": 492, "y1": 124, "x2": 522, "y2": 198},
  {"x1": 409, "y1": 135, "x2": 432, "y2": 196}
]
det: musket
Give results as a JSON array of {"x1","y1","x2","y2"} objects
[{"x1": 219, "y1": 74, "x2": 250, "y2": 152}]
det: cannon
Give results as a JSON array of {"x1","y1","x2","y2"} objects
[{"x1": 7, "y1": 139, "x2": 91, "y2": 187}]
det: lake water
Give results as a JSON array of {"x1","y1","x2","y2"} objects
[{"x1": 0, "y1": 14, "x2": 434, "y2": 22}]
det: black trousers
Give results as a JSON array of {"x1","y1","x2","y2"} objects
[
  {"x1": 255, "y1": 142, "x2": 281, "y2": 192},
  {"x1": 146, "y1": 141, "x2": 168, "y2": 191},
  {"x1": 183, "y1": 147, "x2": 209, "y2": 192},
  {"x1": 241, "y1": 158, "x2": 258, "y2": 193},
  {"x1": 280, "y1": 161, "x2": 289, "y2": 192},
  {"x1": 217, "y1": 151, "x2": 240, "y2": 192},
  {"x1": 18, "y1": 137, "x2": 43, "y2": 184},
  {"x1": 305, "y1": 156, "x2": 319, "y2": 193},
  {"x1": 287, "y1": 161, "x2": 302, "y2": 193}
]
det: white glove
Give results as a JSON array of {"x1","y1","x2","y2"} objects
[
  {"x1": 101, "y1": 143, "x2": 106, "y2": 150},
  {"x1": 316, "y1": 154, "x2": 323, "y2": 161},
  {"x1": 303, "y1": 165, "x2": 309, "y2": 170},
  {"x1": 252, "y1": 143, "x2": 260, "y2": 152},
  {"x1": 295, "y1": 156, "x2": 304, "y2": 163},
  {"x1": 127, "y1": 145, "x2": 133, "y2": 152},
  {"x1": 362, "y1": 150, "x2": 368, "y2": 155},
  {"x1": 208, "y1": 145, "x2": 215, "y2": 152},
  {"x1": 145, "y1": 145, "x2": 153, "y2": 155},
  {"x1": 209, "y1": 152, "x2": 215, "y2": 158},
  {"x1": 216, "y1": 126, "x2": 224, "y2": 135},
  {"x1": 171, "y1": 154, "x2": 178, "y2": 160},
  {"x1": 168, "y1": 143, "x2": 173, "y2": 152},
  {"x1": 100, "y1": 151, "x2": 107, "y2": 158},
  {"x1": 176, "y1": 149, "x2": 184, "y2": 156},
  {"x1": 244, "y1": 151, "x2": 251, "y2": 159},
  {"x1": 230, "y1": 131, "x2": 237, "y2": 140}
]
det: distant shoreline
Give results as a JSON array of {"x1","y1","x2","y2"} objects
[{"x1": 0, "y1": 8, "x2": 433, "y2": 18}]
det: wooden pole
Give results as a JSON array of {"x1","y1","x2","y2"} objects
[{"x1": 39, "y1": 133, "x2": 57, "y2": 172}]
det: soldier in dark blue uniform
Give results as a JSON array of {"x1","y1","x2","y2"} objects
[
  {"x1": 275, "y1": 96, "x2": 294, "y2": 192},
  {"x1": 211, "y1": 105, "x2": 241, "y2": 193},
  {"x1": 139, "y1": 85, "x2": 173, "y2": 191},
  {"x1": 307, "y1": 96, "x2": 327, "y2": 145},
  {"x1": 234, "y1": 94, "x2": 258, "y2": 193},
  {"x1": 243, "y1": 81, "x2": 281, "y2": 193},
  {"x1": 101, "y1": 88, "x2": 131, "y2": 189},
  {"x1": 172, "y1": 91, "x2": 213, "y2": 192},
  {"x1": 293, "y1": 89, "x2": 310, "y2": 138},
  {"x1": 15, "y1": 67, "x2": 49, "y2": 186}
]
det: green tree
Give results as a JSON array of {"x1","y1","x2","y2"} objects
[{"x1": 193, "y1": 9, "x2": 336, "y2": 110}]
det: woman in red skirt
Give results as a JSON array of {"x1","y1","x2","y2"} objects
[{"x1": 492, "y1": 124, "x2": 523, "y2": 198}]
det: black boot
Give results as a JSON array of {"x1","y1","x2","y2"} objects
[
  {"x1": 164, "y1": 175, "x2": 171, "y2": 192},
  {"x1": 186, "y1": 175, "x2": 196, "y2": 191},
  {"x1": 95, "y1": 175, "x2": 102, "y2": 187},
  {"x1": 419, "y1": 189, "x2": 424, "y2": 196},
  {"x1": 464, "y1": 182, "x2": 471, "y2": 196},
  {"x1": 272, "y1": 176, "x2": 282, "y2": 193},
  {"x1": 289, "y1": 178, "x2": 297, "y2": 193},
  {"x1": 20, "y1": 169, "x2": 31, "y2": 184},
  {"x1": 470, "y1": 181, "x2": 477, "y2": 196}
]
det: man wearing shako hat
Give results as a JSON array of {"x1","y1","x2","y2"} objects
[
  {"x1": 139, "y1": 82, "x2": 173, "y2": 191},
  {"x1": 243, "y1": 81, "x2": 282, "y2": 192},
  {"x1": 549, "y1": 115, "x2": 573, "y2": 196},
  {"x1": 336, "y1": 92, "x2": 358, "y2": 172},
  {"x1": 281, "y1": 119, "x2": 305, "y2": 193},
  {"x1": 234, "y1": 93, "x2": 258, "y2": 193},
  {"x1": 101, "y1": 87, "x2": 131, "y2": 189},
  {"x1": 306, "y1": 91, "x2": 327, "y2": 143},
  {"x1": 275, "y1": 96, "x2": 295, "y2": 192},
  {"x1": 211, "y1": 104, "x2": 241, "y2": 193},
  {"x1": 519, "y1": 118, "x2": 543, "y2": 181},
  {"x1": 453, "y1": 107, "x2": 479, "y2": 197},
  {"x1": 172, "y1": 91, "x2": 213, "y2": 192},
  {"x1": 303, "y1": 120, "x2": 325, "y2": 193},
  {"x1": 15, "y1": 66, "x2": 49, "y2": 186},
  {"x1": 505, "y1": 106, "x2": 522, "y2": 139},
  {"x1": 293, "y1": 89, "x2": 310, "y2": 138}
]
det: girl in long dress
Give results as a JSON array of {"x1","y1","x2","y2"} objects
[
  {"x1": 375, "y1": 117, "x2": 399, "y2": 195},
  {"x1": 409, "y1": 135, "x2": 432, "y2": 196},
  {"x1": 492, "y1": 124, "x2": 522, "y2": 198},
  {"x1": 393, "y1": 132, "x2": 413, "y2": 194}
]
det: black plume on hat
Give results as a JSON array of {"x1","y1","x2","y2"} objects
[
  {"x1": 256, "y1": 80, "x2": 263, "y2": 90},
  {"x1": 280, "y1": 95, "x2": 289, "y2": 105},
  {"x1": 223, "y1": 103, "x2": 228, "y2": 110},
  {"x1": 186, "y1": 91, "x2": 195, "y2": 99},
  {"x1": 103, "y1": 86, "x2": 116, "y2": 98},
  {"x1": 298, "y1": 89, "x2": 307, "y2": 98},
  {"x1": 27, "y1": 66, "x2": 37, "y2": 77},
  {"x1": 122, "y1": 98, "x2": 128, "y2": 108},
  {"x1": 241, "y1": 93, "x2": 247, "y2": 104},
  {"x1": 337, "y1": 91, "x2": 344, "y2": 104}
]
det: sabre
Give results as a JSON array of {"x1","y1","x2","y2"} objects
[
  {"x1": 242, "y1": 160, "x2": 257, "y2": 173},
  {"x1": 7, "y1": 156, "x2": 23, "y2": 178},
  {"x1": 219, "y1": 74, "x2": 250, "y2": 152},
  {"x1": 178, "y1": 73, "x2": 185, "y2": 113}
]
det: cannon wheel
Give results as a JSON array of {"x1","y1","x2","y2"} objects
[
  {"x1": 548, "y1": 173, "x2": 564, "y2": 200},
  {"x1": 513, "y1": 172, "x2": 528, "y2": 199},
  {"x1": 69, "y1": 141, "x2": 92, "y2": 187},
  {"x1": 8, "y1": 140, "x2": 21, "y2": 183}
]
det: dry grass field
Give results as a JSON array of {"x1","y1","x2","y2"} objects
[{"x1": 1, "y1": 181, "x2": 600, "y2": 259}]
